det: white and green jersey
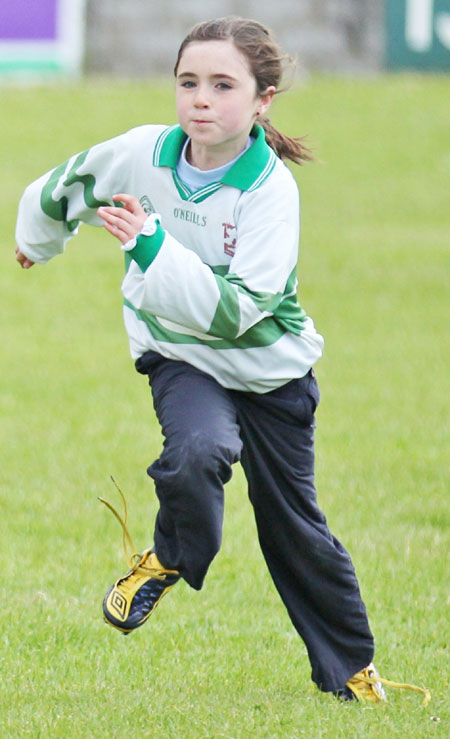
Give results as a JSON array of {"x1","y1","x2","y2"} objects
[{"x1": 16, "y1": 123, "x2": 324, "y2": 392}]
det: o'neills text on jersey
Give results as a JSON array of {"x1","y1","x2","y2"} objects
[{"x1": 173, "y1": 208, "x2": 207, "y2": 227}]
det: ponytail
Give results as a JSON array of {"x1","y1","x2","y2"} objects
[
  {"x1": 258, "y1": 116, "x2": 314, "y2": 165},
  {"x1": 175, "y1": 17, "x2": 314, "y2": 166}
]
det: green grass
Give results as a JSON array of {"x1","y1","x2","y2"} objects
[{"x1": 1, "y1": 76, "x2": 449, "y2": 737}]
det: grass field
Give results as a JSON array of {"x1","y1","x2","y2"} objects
[{"x1": 1, "y1": 75, "x2": 449, "y2": 737}]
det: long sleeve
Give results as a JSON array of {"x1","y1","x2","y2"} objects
[
  {"x1": 121, "y1": 172, "x2": 304, "y2": 341},
  {"x1": 15, "y1": 126, "x2": 163, "y2": 264}
]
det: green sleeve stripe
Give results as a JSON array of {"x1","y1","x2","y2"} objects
[
  {"x1": 127, "y1": 225, "x2": 165, "y2": 271},
  {"x1": 284, "y1": 266, "x2": 298, "y2": 294},
  {"x1": 124, "y1": 299, "x2": 288, "y2": 349},
  {"x1": 63, "y1": 150, "x2": 110, "y2": 209},
  {"x1": 224, "y1": 273, "x2": 285, "y2": 314},
  {"x1": 207, "y1": 266, "x2": 305, "y2": 339},
  {"x1": 40, "y1": 149, "x2": 109, "y2": 231},
  {"x1": 40, "y1": 160, "x2": 79, "y2": 231},
  {"x1": 207, "y1": 273, "x2": 279, "y2": 339},
  {"x1": 209, "y1": 264, "x2": 229, "y2": 277},
  {"x1": 208, "y1": 278, "x2": 241, "y2": 338},
  {"x1": 273, "y1": 293, "x2": 307, "y2": 335}
]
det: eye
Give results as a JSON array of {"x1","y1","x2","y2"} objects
[
  {"x1": 179, "y1": 80, "x2": 196, "y2": 89},
  {"x1": 216, "y1": 82, "x2": 232, "y2": 90}
]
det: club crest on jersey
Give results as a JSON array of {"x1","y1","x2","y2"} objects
[
  {"x1": 140, "y1": 195, "x2": 155, "y2": 214},
  {"x1": 222, "y1": 223, "x2": 237, "y2": 257}
]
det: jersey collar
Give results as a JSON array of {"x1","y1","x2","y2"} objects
[{"x1": 153, "y1": 124, "x2": 277, "y2": 192}]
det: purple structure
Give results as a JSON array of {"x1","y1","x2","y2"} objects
[
  {"x1": 0, "y1": 0, "x2": 85, "y2": 77},
  {"x1": 0, "y1": 0, "x2": 58, "y2": 41}
]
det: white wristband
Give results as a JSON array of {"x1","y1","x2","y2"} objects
[{"x1": 121, "y1": 213, "x2": 161, "y2": 252}]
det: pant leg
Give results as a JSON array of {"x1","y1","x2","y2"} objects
[
  {"x1": 137, "y1": 352, "x2": 242, "y2": 590},
  {"x1": 232, "y1": 371, "x2": 374, "y2": 692}
]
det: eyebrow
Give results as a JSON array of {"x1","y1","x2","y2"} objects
[{"x1": 177, "y1": 72, "x2": 238, "y2": 82}]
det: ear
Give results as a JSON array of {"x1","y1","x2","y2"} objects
[{"x1": 256, "y1": 85, "x2": 276, "y2": 116}]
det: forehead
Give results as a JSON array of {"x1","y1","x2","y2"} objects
[{"x1": 177, "y1": 39, "x2": 253, "y2": 77}]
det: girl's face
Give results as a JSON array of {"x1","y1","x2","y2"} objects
[{"x1": 176, "y1": 39, "x2": 274, "y2": 169}]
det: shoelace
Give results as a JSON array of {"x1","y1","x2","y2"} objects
[
  {"x1": 101, "y1": 481, "x2": 431, "y2": 707},
  {"x1": 99, "y1": 476, "x2": 150, "y2": 574},
  {"x1": 358, "y1": 670, "x2": 431, "y2": 707}
]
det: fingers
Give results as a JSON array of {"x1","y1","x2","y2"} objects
[
  {"x1": 15, "y1": 246, "x2": 35, "y2": 269},
  {"x1": 101, "y1": 218, "x2": 130, "y2": 244},
  {"x1": 98, "y1": 206, "x2": 135, "y2": 244},
  {"x1": 112, "y1": 193, "x2": 142, "y2": 213},
  {"x1": 98, "y1": 193, "x2": 147, "y2": 245},
  {"x1": 99, "y1": 205, "x2": 136, "y2": 224}
]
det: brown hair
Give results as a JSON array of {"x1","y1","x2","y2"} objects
[{"x1": 174, "y1": 17, "x2": 313, "y2": 165}]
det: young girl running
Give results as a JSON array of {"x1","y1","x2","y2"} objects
[{"x1": 15, "y1": 17, "x2": 429, "y2": 705}]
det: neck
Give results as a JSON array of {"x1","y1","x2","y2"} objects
[{"x1": 187, "y1": 139, "x2": 249, "y2": 171}]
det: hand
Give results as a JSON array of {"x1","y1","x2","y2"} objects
[
  {"x1": 97, "y1": 193, "x2": 147, "y2": 245},
  {"x1": 15, "y1": 246, "x2": 35, "y2": 269}
]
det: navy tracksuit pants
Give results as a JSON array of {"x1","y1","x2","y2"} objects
[{"x1": 136, "y1": 351, "x2": 374, "y2": 692}]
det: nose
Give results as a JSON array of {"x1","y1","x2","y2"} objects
[{"x1": 193, "y1": 84, "x2": 210, "y2": 108}]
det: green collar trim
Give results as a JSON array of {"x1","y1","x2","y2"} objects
[{"x1": 153, "y1": 124, "x2": 277, "y2": 194}]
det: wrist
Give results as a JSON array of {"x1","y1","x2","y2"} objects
[
  {"x1": 123, "y1": 213, "x2": 165, "y2": 271},
  {"x1": 121, "y1": 213, "x2": 161, "y2": 252}
]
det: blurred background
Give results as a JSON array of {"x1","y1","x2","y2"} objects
[
  {"x1": 1, "y1": 0, "x2": 449, "y2": 80},
  {"x1": 1, "y1": 3, "x2": 449, "y2": 735}
]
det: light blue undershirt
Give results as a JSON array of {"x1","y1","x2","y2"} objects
[{"x1": 176, "y1": 136, "x2": 253, "y2": 191}]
